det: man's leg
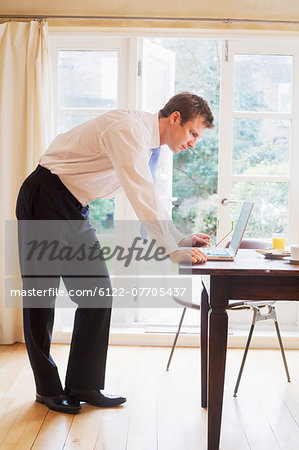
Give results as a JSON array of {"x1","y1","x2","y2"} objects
[
  {"x1": 23, "y1": 292, "x2": 63, "y2": 396},
  {"x1": 62, "y1": 232, "x2": 125, "y2": 407},
  {"x1": 63, "y1": 257, "x2": 113, "y2": 390},
  {"x1": 65, "y1": 305, "x2": 112, "y2": 390},
  {"x1": 15, "y1": 166, "x2": 82, "y2": 412}
]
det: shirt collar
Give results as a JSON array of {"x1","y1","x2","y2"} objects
[{"x1": 150, "y1": 112, "x2": 160, "y2": 149}]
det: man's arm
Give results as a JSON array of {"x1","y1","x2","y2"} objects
[
  {"x1": 164, "y1": 208, "x2": 210, "y2": 262},
  {"x1": 102, "y1": 119, "x2": 179, "y2": 255},
  {"x1": 178, "y1": 233, "x2": 211, "y2": 247},
  {"x1": 104, "y1": 119, "x2": 208, "y2": 264}
]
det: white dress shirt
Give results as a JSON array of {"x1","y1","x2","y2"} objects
[{"x1": 39, "y1": 109, "x2": 184, "y2": 254}]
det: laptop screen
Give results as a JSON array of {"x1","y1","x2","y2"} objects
[{"x1": 229, "y1": 202, "x2": 254, "y2": 255}]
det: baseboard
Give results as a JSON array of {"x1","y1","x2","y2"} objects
[{"x1": 52, "y1": 328, "x2": 299, "y2": 349}]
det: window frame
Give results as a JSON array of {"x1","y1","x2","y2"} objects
[
  {"x1": 217, "y1": 39, "x2": 299, "y2": 245},
  {"x1": 218, "y1": 38, "x2": 299, "y2": 333},
  {"x1": 49, "y1": 33, "x2": 134, "y2": 330},
  {"x1": 49, "y1": 31, "x2": 299, "y2": 340}
]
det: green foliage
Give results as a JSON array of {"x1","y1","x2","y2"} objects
[
  {"x1": 193, "y1": 194, "x2": 218, "y2": 238},
  {"x1": 89, "y1": 199, "x2": 114, "y2": 233},
  {"x1": 172, "y1": 131, "x2": 219, "y2": 200},
  {"x1": 232, "y1": 179, "x2": 288, "y2": 238},
  {"x1": 172, "y1": 197, "x2": 200, "y2": 234},
  {"x1": 153, "y1": 39, "x2": 221, "y2": 230},
  {"x1": 233, "y1": 119, "x2": 289, "y2": 175},
  {"x1": 90, "y1": 40, "x2": 289, "y2": 242}
]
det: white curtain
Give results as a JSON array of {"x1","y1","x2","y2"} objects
[{"x1": 0, "y1": 21, "x2": 53, "y2": 344}]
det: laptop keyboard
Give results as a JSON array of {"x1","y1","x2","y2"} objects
[{"x1": 202, "y1": 247, "x2": 230, "y2": 256}]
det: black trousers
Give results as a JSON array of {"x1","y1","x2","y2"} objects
[{"x1": 16, "y1": 165, "x2": 112, "y2": 396}]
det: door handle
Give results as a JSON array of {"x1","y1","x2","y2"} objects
[{"x1": 221, "y1": 198, "x2": 243, "y2": 205}]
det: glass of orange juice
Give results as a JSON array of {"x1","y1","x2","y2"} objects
[{"x1": 272, "y1": 233, "x2": 286, "y2": 250}]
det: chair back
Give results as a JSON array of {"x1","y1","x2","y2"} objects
[{"x1": 226, "y1": 238, "x2": 270, "y2": 250}]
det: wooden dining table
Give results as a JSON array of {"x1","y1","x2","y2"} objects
[{"x1": 179, "y1": 249, "x2": 299, "y2": 450}]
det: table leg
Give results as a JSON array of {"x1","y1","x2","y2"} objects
[
  {"x1": 208, "y1": 285, "x2": 229, "y2": 450},
  {"x1": 201, "y1": 284, "x2": 209, "y2": 408}
]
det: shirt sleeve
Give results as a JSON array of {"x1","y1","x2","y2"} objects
[
  {"x1": 101, "y1": 118, "x2": 179, "y2": 255},
  {"x1": 164, "y1": 208, "x2": 185, "y2": 244}
]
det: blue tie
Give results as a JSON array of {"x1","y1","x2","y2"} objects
[
  {"x1": 148, "y1": 146, "x2": 161, "y2": 180},
  {"x1": 140, "y1": 147, "x2": 161, "y2": 239}
]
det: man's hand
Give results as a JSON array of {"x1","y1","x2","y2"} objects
[
  {"x1": 168, "y1": 248, "x2": 207, "y2": 265},
  {"x1": 178, "y1": 233, "x2": 211, "y2": 248}
]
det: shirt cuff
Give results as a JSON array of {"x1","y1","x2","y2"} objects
[{"x1": 168, "y1": 222, "x2": 185, "y2": 245}]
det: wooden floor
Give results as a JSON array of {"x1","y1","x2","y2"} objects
[{"x1": 0, "y1": 343, "x2": 298, "y2": 449}]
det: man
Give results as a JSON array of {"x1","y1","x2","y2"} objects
[{"x1": 16, "y1": 92, "x2": 214, "y2": 414}]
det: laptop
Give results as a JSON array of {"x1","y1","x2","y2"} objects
[{"x1": 201, "y1": 201, "x2": 254, "y2": 261}]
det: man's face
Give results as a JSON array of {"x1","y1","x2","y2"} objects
[{"x1": 167, "y1": 112, "x2": 207, "y2": 154}]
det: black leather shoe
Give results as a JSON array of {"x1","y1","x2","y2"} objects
[
  {"x1": 65, "y1": 388, "x2": 126, "y2": 407},
  {"x1": 36, "y1": 393, "x2": 81, "y2": 414}
]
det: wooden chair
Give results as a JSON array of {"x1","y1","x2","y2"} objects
[{"x1": 166, "y1": 238, "x2": 291, "y2": 396}]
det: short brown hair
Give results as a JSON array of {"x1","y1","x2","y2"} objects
[{"x1": 159, "y1": 92, "x2": 214, "y2": 128}]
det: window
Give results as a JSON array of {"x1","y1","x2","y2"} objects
[
  {"x1": 49, "y1": 34, "x2": 130, "y2": 334},
  {"x1": 135, "y1": 38, "x2": 221, "y2": 329},
  {"x1": 49, "y1": 33, "x2": 299, "y2": 338},
  {"x1": 218, "y1": 39, "x2": 299, "y2": 333},
  {"x1": 57, "y1": 49, "x2": 118, "y2": 130},
  {"x1": 50, "y1": 34, "x2": 129, "y2": 235},
  {"x1": 232, "y1": 52, "x2": 292, "y2": 235},
  {"x1": 218, "y1": 40, "x2": 299, "y2": 245}
]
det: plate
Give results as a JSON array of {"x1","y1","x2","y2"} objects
[
  {"x1": 285, "y1": 258, "x2": 299, "y2": 265},
  {"x1": 255, "y1": 249, "x2": 273, "y2": 254},
  {"x1": 262, "y1": 250, "x2": 291, "y2": 259},
  {"x1": 256, "y1": 249, "x2": 290, "y2": 257},
  {"x1": 264, "y1": 253, "x2": 290, "y2": 260}
]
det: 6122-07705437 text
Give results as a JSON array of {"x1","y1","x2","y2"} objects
[{"x1": 9, "y1": 286, "x2": 187, "y2": 298}]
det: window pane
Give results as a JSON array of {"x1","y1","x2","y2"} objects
[
  {"x1": 233, "y1": 118, "x2": 290, "y2": 175},
  {"x1": 234, "y1": 54, "x2": 292, "y2": 112},
  {"x1": 156, "y1": 39, "x2": 220, "y2": 234},
  {"x1": 89, "y1": 199, "x2": 115, "y2": 233},
  {"x1": 58, "y1": 50, "x2": 118, "y2": 108},
  {"x1": 145, "y1": 57, "x2": 172, "y2": 112},
  {"x1": 231, "y1": 182, "x2": 288, "y2": 238}
]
